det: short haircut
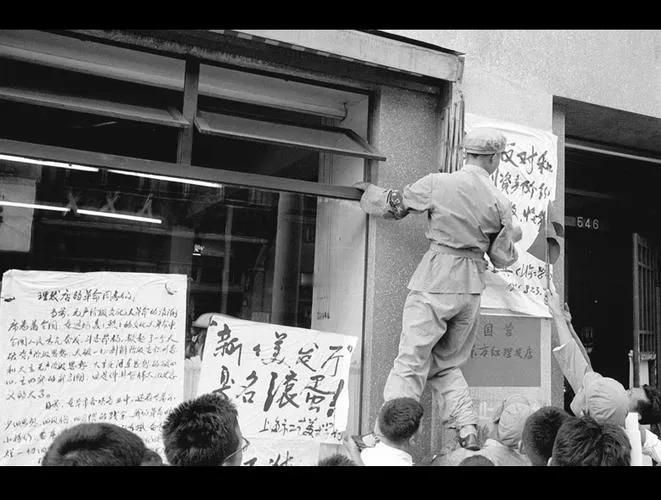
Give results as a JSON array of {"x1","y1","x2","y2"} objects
[
  {"x1": 522, "y1": 406, "x2": 570, "y2": 466},
  {"x1": 636, "y1": 385, "x2": 661, "y2": 425},
  {"x1": 458, "y1": 455, "x2": 494, "y2": 466},
  {"x1": 42, "y1": 423, "x2": 157, "y2": 466},
  {"x1": 162, "y1": 392, "x2": 239, "y2": 466},
  {"x1": 551, "y1": 416, "x2": 631, "y2": 466},
  {"x1": 318, "y1": 454, "x2": 356, "y2": 466},
  {"x1": 378, "y1": 397, "x2": 424, "y2": 443}
]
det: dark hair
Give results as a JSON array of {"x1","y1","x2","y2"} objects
[
  {"x1": 458, "y1": 455, "x2": 494, "y2": 466},
  {"x1": 522, "y1": 406, "x2": 570, "y2": 466},
  {"x1": 162, "y1": 392, "x2": 239, "y2": 466},
  {"x1": 42, "y1": 423, "x2": 157, "y2": 466},
  {"x1": 378, "y1": 397, "x2": 424, "y2": 443},
  {"x1": 551, "y1": 416, "x2": 631, "y2": 466},
  {"x1": 318, "y1": 453, "x2": 356, "y2": 466},
  {"x1": 636, "y1": 385, "x2": 661, "y2": 425}
]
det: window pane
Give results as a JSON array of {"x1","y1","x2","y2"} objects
[
  {"x1": 197, "y1": 110, "x2": 383, "y2": 161},
  {"x1": 0, "y1": 155, "x2": 365, "y2": 362}
]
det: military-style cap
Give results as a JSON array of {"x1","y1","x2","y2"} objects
[
  {"x1": 463, "y1": 127, "x2": 507, "y2": 155},
  {"x1": 491, "y1": 394, "x2": 534, "y2": 448},
  {"x1": 570, "y1": 371, "x2": 628, "y2": 427}
]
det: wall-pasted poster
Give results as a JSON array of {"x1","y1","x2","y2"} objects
[
  {"x1": 197, "y1": 317, "x2": 356, "y2": 466},
  {"x1": 0, "y1": 270, "x2": 187, "y2": 465},
  {"x1": 465, "y1": 113, "x2": 559, "y2": 317}
]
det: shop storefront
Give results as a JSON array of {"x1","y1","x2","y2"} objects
[
  {"x1": 4, "y1": 29, "x2": 658, "y2": 463},
  {"x1": 0, "y1": 29, "x2": 464, "y2": 457}
]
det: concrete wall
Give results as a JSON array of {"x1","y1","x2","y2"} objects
[
  {"x1": 362, "y1": 30, "x2": 661, "y2": 450},
  {"x1": 362, "y1": 86, "x2": 441, "y2": 461},
  {"x1": 383, "y1": 30, "x2": 661, "y2": 129}
]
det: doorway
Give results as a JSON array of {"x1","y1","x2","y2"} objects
[{"x1": 564, "y1": 146, "x2": 661, "y2": 408}]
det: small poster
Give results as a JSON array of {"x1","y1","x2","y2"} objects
[
  {"x1": 197, "y1": 317, "x2": 356, "y2": 466},
  {"x1": 465, "y1": 113, "x2": 559, "y2": 317}
]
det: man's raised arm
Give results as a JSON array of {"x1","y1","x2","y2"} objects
[
  {"x1": 354, "y1": 174, "x2": 433, "y2": 220},
  {"x1": 546, "y1": 288, "x2": 593, "y2": 394}
]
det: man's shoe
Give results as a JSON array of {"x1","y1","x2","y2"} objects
[{"x1": 459, "y1": 433, "x2": 480, "y2": 451}]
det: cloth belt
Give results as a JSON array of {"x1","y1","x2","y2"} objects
[{"x1": 429, "y1": 242, "x2": 485, "y2": 261}]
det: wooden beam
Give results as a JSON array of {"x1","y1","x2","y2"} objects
[
  {"x1": 177, "y1": 59, "x2": 199, "y2": 164},
  {"x1": 0, "y1": 138, "x2": 362, "y2": 201},
  {"x1": 0, "y1": 85, "x2": 188, "y2": 128},
  {"x1": 633, "y1": 233, "x2": 641, "y2": 388}
]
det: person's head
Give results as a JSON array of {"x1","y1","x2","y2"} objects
[
  {"x1": 628, "y1": 385, "x2": 661, "y2": 425},
  {"x1": 318, "y1": 453, "x2": 356, "y2": 466},
  {"x1": 571, "y1": 372, "x2": 628, "y2": 427},
  {"x1": 521, "y1": 406, "x2": 571, "y2": 466},
  {"x1": 377, "y1": 397, "x2": 424, "y2": 446},
  {"x1": 550, "y1": 415, "x2": 631, "y2": 466},
  {"x1": 458, "y1": 455, "x2": 495, "y2": 466},
  {"x1": 162, "y1": 392, "x2": 245, "y2": 466},
  {"x1": 42, "y1": 423, "x2": 162, "y2": 466},
  {"x1": 463, "y1": 127, "x2": 507, "y2": 175},
  {"x1": 491, "y1": 394, "x2": 534, "y2": 448}
]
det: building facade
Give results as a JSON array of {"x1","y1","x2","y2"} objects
[{"x1": 0, "y1": 29, "x2": 659, "y2": 462}]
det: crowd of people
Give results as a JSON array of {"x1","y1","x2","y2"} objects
[{"x1": 37, "y1": 288, "x2": 661, "y2": 467}]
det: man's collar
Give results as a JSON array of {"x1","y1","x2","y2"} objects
[{"x1": 461, "y1": 164, "x2": 491, "y2": 177}]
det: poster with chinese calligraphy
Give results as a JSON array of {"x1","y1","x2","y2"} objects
[
  {"x1": 197, "y1": 316, "x2": 357, "y2": 466},
  {"x1": 462, "y1": 315, "x2": 541, "y2": 387},
  {"x1": 0, "y1": 270, "x2": 187, "y2": 465},
  {"x1": 465, "y1": 113, "x2": 558, "y2": 317}
]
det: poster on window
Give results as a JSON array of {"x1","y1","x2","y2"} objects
[
  {"x1": 0, "y1": 270, "x2": 187, "y2": 465},
  {"x1": 465, "y1": 114, "x2": 559, "y2": 317},
  {"x1": 197, "y1": 316, "x2": 356, "y2": 466}
]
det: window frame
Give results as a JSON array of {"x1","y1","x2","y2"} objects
[{"x1": 0, "y1": 137, "x2": 362, "y2": 201}]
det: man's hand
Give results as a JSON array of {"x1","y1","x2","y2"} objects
[
  {"x1": 342, "y1": 431, "x2": 364, "y2": 466},
  {"x1": 545, "y1": 288, "x2": 565, "y2": 317},
  {"x1": 352, "y1": 181, "x2": 371, "y2": 192},
  {"x1": 511, "y1": 224, "x2": 523, "y2": 243}
]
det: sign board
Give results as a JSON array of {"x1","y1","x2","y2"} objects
[
  {"x1": 462, "y1": 314, "x2": 541, "y2": 387},
  {"x1": 197, "y1": 316, "x2": 356, "y2": 466},
  {"x1": 0, "y1": 270, "x2": 187, "y2": 465}
]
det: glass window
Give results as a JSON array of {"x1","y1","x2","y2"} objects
[
  {"x1": 196, "y1": 110, "x2": 384, "y2": 161},
  {"x1": 0, "y1": 154, "x2": 366, "y2": 362}
]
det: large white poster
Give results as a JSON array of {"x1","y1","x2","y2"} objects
[
  {"x1": 465, "y1": 114, "x2": 559, "y2": 317},
  {"x1": 197, "y1": 317, "x2": 356, "y2": 466},
  {"x1": 0, "y1": 270, "x2": 187, "y2": 465}
]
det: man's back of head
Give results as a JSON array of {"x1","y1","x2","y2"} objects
[
  {"x1": 550, "y1": 415, "x2": 631, "y2": 466},
  {"x1": 522, "y1": 406, "x2": 570, "y2": 466},
  {"x1": 458, "y1": 455, "x2": 494, "y2": 466},
  {"x1": 162, "y1": 392, "x2": 241, "y2": 466},
  {"x1": 42, "y1": 422, "x2": 160, "y2": 466},
  {"x1": 378, "y1": 397, "x2": 424, "y2": 445},
  {"x1": 318, "y1": 453, "x2": 356, "y2": 466}
]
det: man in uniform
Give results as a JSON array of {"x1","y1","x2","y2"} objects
[{"x1": 355, "y1": 128, "x2": 522, "y2": 450}]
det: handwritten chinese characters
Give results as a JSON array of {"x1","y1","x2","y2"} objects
[
  {"x1": 465, "y1": 113, "x2": 558, "y2": 317},
  {"x1": 197, "y1": 317, "x2": 356, "y2": 466},
  {"x1": 463, "y1": 315, "x2": 541, "y2": 387},
  {"x1": 0, "y1": 270, "x2": 187, "y2": 465}
]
